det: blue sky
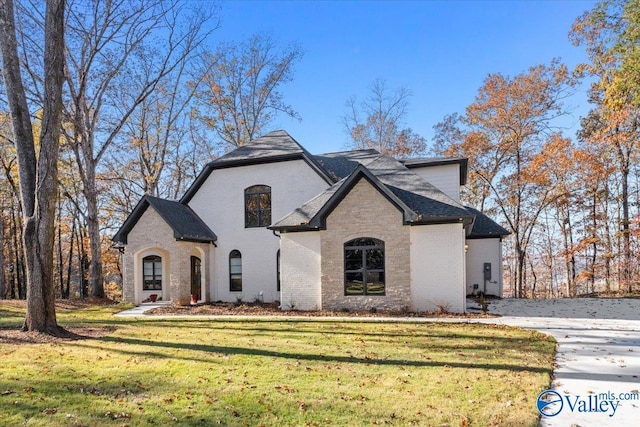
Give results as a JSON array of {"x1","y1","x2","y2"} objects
[{"x1": 213, "y1": 0, "x2": 597, "y2": 154}]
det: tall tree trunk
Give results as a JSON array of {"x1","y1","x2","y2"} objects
[
  {"x1": 0, "y1": 0, "x2": 65, "y2": 332},
  {"x1": 590, "y1": 190, "x2": 598, "y2": 293},
  {"x1": 56, "y1": 196, "x2": 64, "y2": 297},
  {"x1": 9, "y1": 206, "x2": 22, "y2": 298},
  {"x1": 65, "y1": 217, "x2": 76, "y2": 298},
  {"x1": 73, "y1": 129, "x2": 103, "y2": 298},
  {"x1": 620, "y1": 161, "x2": 631, "y2": 292},
  {"x1": 516, "y1": 243, "x2": 525, "y2": 299},
  {"x1": 0, "y1": 215, "x2": 6, "y2": 299},
  {"x1": 86, "y1": 185, "x2": 104, "y2": 298},
  {"x1": 604, "y1": 190, "x2": 613, "y2": 291}
]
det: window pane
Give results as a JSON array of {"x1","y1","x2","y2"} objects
[
  {"x1": 230, "y1": 251, "x2": 242, "y2": 291},
  {"x1": 345, "y1": 249, "x2": 363, "y2": 271},
  {"x1": 154, "y1": 260, "x2": 162, "y2": 277},
  {"x1": 230, "y1": 258, "x2": 242, "y2": 273},
  {"x1": 259, "y1": 192, "x2": 271, "y2": 209},
  {"x1": 347, "y1": 238, "x2": 378, "y2": 247},
  {"x1": 230, "y1": 277, "x2": 242, "y2": 291},
  {"x1": 260, "y1": 208, "x2": 271, "y2": 226},
  {"x1": 366, "y1": 272, "x2": 385, "y2": 294},
  {"x1": 345, "y1": 272, "x2": 364, "y2": 295},
  {"x1": 246, "y1": 193, "x2": 258, "y2": 210},
  {"x1": 143, "y1": 263, "x2": 153, "y2": 276},
  {"x1": 230, "y1": 280, "x2": 242, "y2": 292},
  {"x1": 366, "y1": 248, "x2": 384, "y2": 269},
  {"x1": 246, "y1": 210, "x2": 259, "y2": 227},
  {"x1": 143, "y1": 256, "x2": 162, "y2": 290},
  {"x1": 344, "y1": 238, "x2": 384, "y2": 297},
  {"x1": 245, "y1": 186, "x2": 271, "y2": 228}
]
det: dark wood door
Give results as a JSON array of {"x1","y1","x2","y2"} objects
[{"x1": 190, "y1": 256, "x2": 201, "y2": 300}]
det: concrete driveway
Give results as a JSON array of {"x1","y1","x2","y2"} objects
[{"x1": 474, "y1": 298, "x2": 640, "y2": 427}]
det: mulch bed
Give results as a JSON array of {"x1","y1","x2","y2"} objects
[{"x1": 147, "y1": 301, "x2": 499, "y2": 319}]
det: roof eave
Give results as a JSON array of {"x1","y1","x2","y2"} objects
[
  {"x1": 181, "y1": 151, "x2": 334, "y2": 204},
  {"x1": 467, "y1": 233, "x2": 509, "y2": 240},
  {"x1": 268, "y1": 224, "x2": 321, "y2": 233},
  {"x1": 409, "y1": 215, "x2": 475, "y2": 227},
  {"x1": 175, "y1": 235, "x2": 218, "y2": 243}
]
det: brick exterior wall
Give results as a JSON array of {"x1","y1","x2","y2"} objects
[
  {"x1": 188, "y1": 159, "x2": 329, "y2": 303},
  {"x1": 123, "y1": 207, "x2": 211, "y2": 305},
  {"x1": 466, "y1": 238, "x2": 503, "y2": 297},
  {"x1": 280, "y1": 232, "x2": 322, "y2": 310},
  {"x1": 410, "y1": 224, "x2": 465, "y2": 313},
  {"x1": 321, "y1": 178, "x2": 411, "y2": 312}
]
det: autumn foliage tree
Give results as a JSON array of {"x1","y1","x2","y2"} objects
[
  {"x1": 571, "y1": 0, "x2": 640, "y2": 292},
  {"x1": 433, "y1": 60, "x2": 577, "y2": 298}
]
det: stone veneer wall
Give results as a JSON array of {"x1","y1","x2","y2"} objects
[
  {"x1": 123, "y1": 207, "x2": 211, "y2": 305},
  {"x1": 321, "y1": 178, "x2": 411, "y2": 311}
]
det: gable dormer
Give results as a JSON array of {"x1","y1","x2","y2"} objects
[{"x1": 399, "y1": 157, "x2": 468, "y2": 202}]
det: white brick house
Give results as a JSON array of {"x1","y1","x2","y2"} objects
[{"x1": 113, "y1": 130, "x2": 508, "y2": 312}]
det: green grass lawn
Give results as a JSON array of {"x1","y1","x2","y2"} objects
[{"x1": 0, "y1": 302, "x2": 555, "y2": 426}]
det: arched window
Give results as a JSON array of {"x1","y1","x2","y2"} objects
[
  {"x1": 344, "y1": 238, "x2": 385, "y2": 296},
  {"x1": 229, "y1": 250, "x2": 242, "y2": 291},
  {"x1": 142, "y1": 255, "x2": 162, "y2": 290},
  {"x1": 245, "y1": 185, "x2": 271, "y2": 227}
]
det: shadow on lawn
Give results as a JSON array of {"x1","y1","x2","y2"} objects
[
  {"x1": 67, "y1": 316, "x2": 553, "y2": 354},
  {"x1": 70, "y1": 334, "x2": 552, "y2": 374}
]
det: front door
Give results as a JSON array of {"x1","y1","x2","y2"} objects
[{"x1": 190, "y1": 256, "x2": 201, "y2": 301}]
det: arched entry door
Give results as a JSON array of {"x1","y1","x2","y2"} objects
[{"x1": 190, "y1": 256, "x2": 201, "y2": 301}]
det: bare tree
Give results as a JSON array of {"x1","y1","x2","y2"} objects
[
  {"x1": 0, "y1": 0, "x2": 65, "y2": 332},
  {"x1": 0, "y1": 215, "x2": 6, "y2": 299},
  {"x1": 343, "y1": 78, "x2": 426, "y2": 157},
  {"x1": 57, "y1": 0, "x2": 217, "y2": 298},
  {"x1": 196, "y1": 34, "x2": 303, "y2": 148}
]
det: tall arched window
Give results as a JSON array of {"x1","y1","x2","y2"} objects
[
  {"x1": 229, "y1": 250, "x2": 242, "y2": 291},
  {"x1": 276, "y1": 249, "x2": 281, "y2": 292},
  {"x1": 245, "y1": 185, "x2": 271, "y2": 227},
  {"x1": 344, "y1": 238, "x2": 385, "y2": 296},
  {"x1": 142, "y1": 255, "x2": 162, "y2": 290}
]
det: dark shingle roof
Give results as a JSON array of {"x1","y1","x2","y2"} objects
[
  {"x1": 212, "y1": 130, "x2": 306, "y2": 165},
  {"x1": 112, "y1": 196, "x2": 217, "y2": 244},
  {"x1": 271, "y1": 151, "x2": 474, "y2": 231},
  {"x1": 181, "y1": 130, "x2": 332, "y2": 203},
  {"x1": 312, "y1": 150, "x2": 379, "y2": 182},
  {"x1": 466, "y1": 206, "x2": 510, "y2": 238}
]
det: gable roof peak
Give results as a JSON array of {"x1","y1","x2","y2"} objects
[
  {"x1": 112, "y1": 195, "x2": 216, "y2": 244},
  {"x1": 259, "y1": 129, "x2": 291, "y2": 138},
  {"x1": 180, "y1": 130, "x2": 333, "y2": 203}
]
